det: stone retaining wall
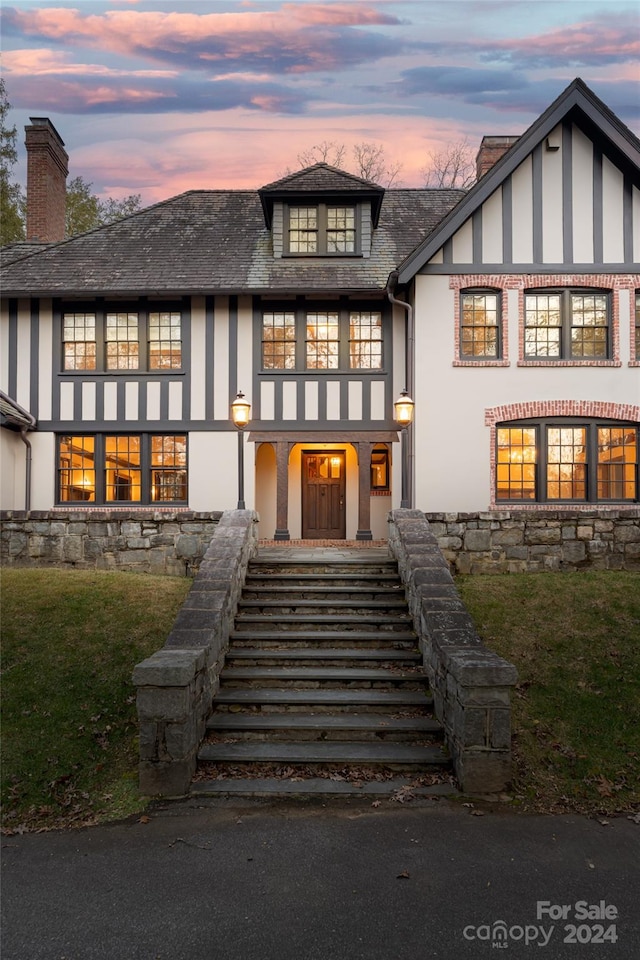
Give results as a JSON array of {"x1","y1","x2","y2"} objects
[
  {"x1": 132, "y1": 510, "x2": 259, "y2": 797},
  {"x1": 388, "y1": 509, "x2": 517, "y2": 794},
  {"x1": 423, "y1": 509, "x2": 640, "y2": 574},
  {"x1": 0, "y1": 510, "x2": 222, "y2": 576}
]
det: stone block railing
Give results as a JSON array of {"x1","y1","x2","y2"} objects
[
  {"x1": 388, "y1": 509, "x2": 517, "y2": 793},
  {"x1": 423, "y1": 509, "x2": 640, "y2": 574},
  {"x1": 0, "y1": 509, "x2": 222, "y2": 576},
  {"x1": 132, "y1": 510, "x2": 259, "y2": 796}
]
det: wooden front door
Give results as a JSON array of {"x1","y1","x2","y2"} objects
[{"x1": 302, "y1": 451, "x2": 346, "y2": 539}]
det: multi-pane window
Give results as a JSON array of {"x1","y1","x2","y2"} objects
[
  {"x1": 286, "y1": 204, "x2": 357, "y2": 255},
  {"x1": 306, "y1": 312, "x2": 340, "y2": 369},
  {"x1": 350, "y1": 312, "x2": 382, "y2": 369},
  {"x1": 63, "y1": 313, "x2": 96, "y2": 370},
  {"x1": 61, "y1": 303, "x2": 183, "y2": 372},
  {"x1": 149, "y1": 312, "x2": 182, "y2": 369},
  {"x1": 57, "y1": 435, "x2": 187, "y2": 504},
  {"x1": 327, "y1": 207, "x2": 356, "y2": 252},
  {"x1": 460, "y1": 291, "x2": 500, "y2": 359},
  {"x1": 496, "y1": 427, "x2": 537, "y2": 500},
  {"x1": 105, "y1": 435, "x2": 141, "y2": 501},
  {"x1": 151, "y1": 435, "x2": 187, "y2": 501},
  {"x1": 288, "y1": 207, "x2": 318, "y2": 253},
  {"x1": 106, "y1": 312, "x2": 139, "y2": 370},
  {"x1": 524, "y1": 290, "x2": 609, "y2": 359},
  {"x1": 261, "y1": 301, "x2": 386, "y2": 370},
  {"x1": 370, "y1": 446, "x2": 390, "y2": 490},
  {"x1": 58, "y1": 435, "x2": 96, "y2": 500},
  {"x1": 496, "y1": 420, "x2": 638, "y2": 503},
  {"x1": 262, "y1": 312, "x2": 296, "y2": 369}
]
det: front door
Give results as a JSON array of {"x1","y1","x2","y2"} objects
[{"x1": 302, "y1": 451, "x2": 346, "y2": 539}]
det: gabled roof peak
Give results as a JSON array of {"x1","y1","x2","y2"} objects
[
  {"x1": 259, "y1": 162, "x2": 386, "y2": 228},
  {"x1": 260, "y1": 162, "x2": 384, "y2": 193}
]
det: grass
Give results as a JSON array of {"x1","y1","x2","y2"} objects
[
  {"x1": 1, "y1": 567, "x2": 190, "y2": 832},
  {"x1": 458, "y1": 570, "x2": 640, "y2": 815},
  {"x1": 2, "y1": 566, "x2": 638, "y2": 830}
]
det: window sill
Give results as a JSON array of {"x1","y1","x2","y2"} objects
[
  {"x1": 453, "y1": 359, "x2": 509, "y2": 367},
  {"x1": 258, "y1": 369, "x2": 387, "y2": 375},
  {"x1": 59, "y1": 370, "x2": 186, "y2": 377},
  {"x1": 281, "y1": 253, "x2": 363, "y2": 260},
  {"x1": 516, "y1": 360, "x2": 621, "y2": 368}
]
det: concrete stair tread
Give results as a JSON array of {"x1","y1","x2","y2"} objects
[
  {"x1": 221, "y1": 666, "x2": 424, "y2": 681},
  {"x1": 230, "y1": 631, "x2": 417, "y2": 641},
  {"x1": 191, "y1": 778, "x2": 457, "y2": 798},
  {"x1": 243, "y1": 585, "x2": 404, "y2": 593},
  {"x1": 234, "y1": 614, "x2": 412, "y2": 623},
  {"x1": 198, "y1": 741, "x2": 448, "y2": 764},
  {"x1": 214, "y1": 688, "x2": 431, "y2": 705},
  {"x1": 227, "y1": 648, "x2": 420, "y2": 661},
  {"x1": 238, "y1": 599, "x2": 408, "y2": 608},
  {"x1": 207, "y1": 713, "x2": 441, "y2": 732}
]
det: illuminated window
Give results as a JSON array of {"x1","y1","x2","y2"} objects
[
  {"x1": 496, "y1": 427, "x2": 537, "y2": 500},
  {"x1": 370, "y1": 446, "x2": 390, "y2": 490},
  {"x1": 106, "y1": 312, "x2": 139, "y2": 370},
  {"x1": 597, "y1": 427, "x2": 637, "y2": 501},
  {"x1": 262, "y1": 312, "x2": 296, "y2": 369},
  {"x1": 63, "y1": 314, "x2": 96, "y2": 370},
  {"x1": 287, "y1": 204, "x2": 357, "y2": 255},
  {"x1": 151, "y1": 435, "x2": 187, "y2": 502},
  {"x1": 460, "y1": 291, "x2": 500, "y2": 359},
  {"x1": 306, "y1": 312, "x2": 340, "y2": 369},
  {"x1": 350, "y1": 312, "x2": 382, "y2": 369},
  {"x1": 105, "y1": 435, "x2": 141, "y2": 502},
  {"x1": 495, "y1": 420, "x2": 638, "y2": 503},
  {"x1": 57, "y1": 435, "x2": 187, "y2": 504},
  {"x1": 149, "y1": 312, "x2": 182, "y2": 369},
  {"x1": 546, "y1": 427, "x2": 586, "y2": 500},
  {"x1": 524, "y1": 290, "x2": 609, "y2": 359},
  {"x1": 58, "y1": 436, "x2": 96, "y2": 501}
]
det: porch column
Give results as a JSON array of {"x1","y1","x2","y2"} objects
[
  {"x1": 274, "y1": 441, "x2": 291, "y2": 540},
  {"x1": 355, "y1": 441, "x2": 374, "y2": 541}
]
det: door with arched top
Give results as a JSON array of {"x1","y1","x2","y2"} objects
[{"x1": 301, "y1": 451, "x2": 346, "y2": 539}]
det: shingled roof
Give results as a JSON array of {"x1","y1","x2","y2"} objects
[
  {"x1": 0, "y1": 181, "x2": 464, "y2": 298},
  {"x1": 259, "y1": 163, "x2": 386, "y2": 228}
]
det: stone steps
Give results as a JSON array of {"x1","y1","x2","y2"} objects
[{"x1": 193, "y1": 551, "x2": 452, "y2": 797}]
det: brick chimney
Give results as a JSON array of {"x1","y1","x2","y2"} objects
[
  {"x1": 25, "y1": 117, "x2": 69, "y2": 242},
  {"x1": 475, "y1": 135, "x2": 520, "y2": 180}
]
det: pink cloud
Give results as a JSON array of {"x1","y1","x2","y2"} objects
[{"x1": 2, "y1": 48, "x2": 176, "y2": 78}]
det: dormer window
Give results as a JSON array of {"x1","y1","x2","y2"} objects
[{"x1": 286, "y1": 203, "x2": 357, "y2": 255}]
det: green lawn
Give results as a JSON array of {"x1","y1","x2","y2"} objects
[
  {"x1": 1, "y1": 567, "x2": 190, "y2": 831},
  {"x1": 1, "y1": 566, "x2": 638, "y2": 830},
  {"x1": 458, "y1": 570, "x2": 640, "y2": 815}
]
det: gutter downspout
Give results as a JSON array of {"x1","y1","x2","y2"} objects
[
  {"x1": 386, "y1": 271, "x2": 414, "y2": 508},
  {"x1": 19, "y1": 427, "x2": 33, "y2": 513}
]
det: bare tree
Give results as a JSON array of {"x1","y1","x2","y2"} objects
[
  {"x1": 296, "y1": 140, "x2": 346, "y2": 170},
  {"x1": 422, "y1": 138, "x2": 476, "y2": 190},
  {"x1": 293, "y1": 139, "x2": 403, "y2": 187},
  {"x1": 352, "y1": 142, "x2": 402, "y2": 187}
]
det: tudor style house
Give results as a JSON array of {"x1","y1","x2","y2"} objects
[{"x1": 1, "y1": 79, "x2": 639, "y2": 539}]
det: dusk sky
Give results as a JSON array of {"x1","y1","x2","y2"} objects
[{"x1": 2, "y1": 0, "x2": 639, "y2": 206}]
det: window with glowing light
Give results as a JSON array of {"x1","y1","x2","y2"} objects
[
  {"x1": 57, "y1": 435, "x2": 187, "y2": 504},
  {"x1": 496, "y1": 420, "x2": 638, "y2": 503}
]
